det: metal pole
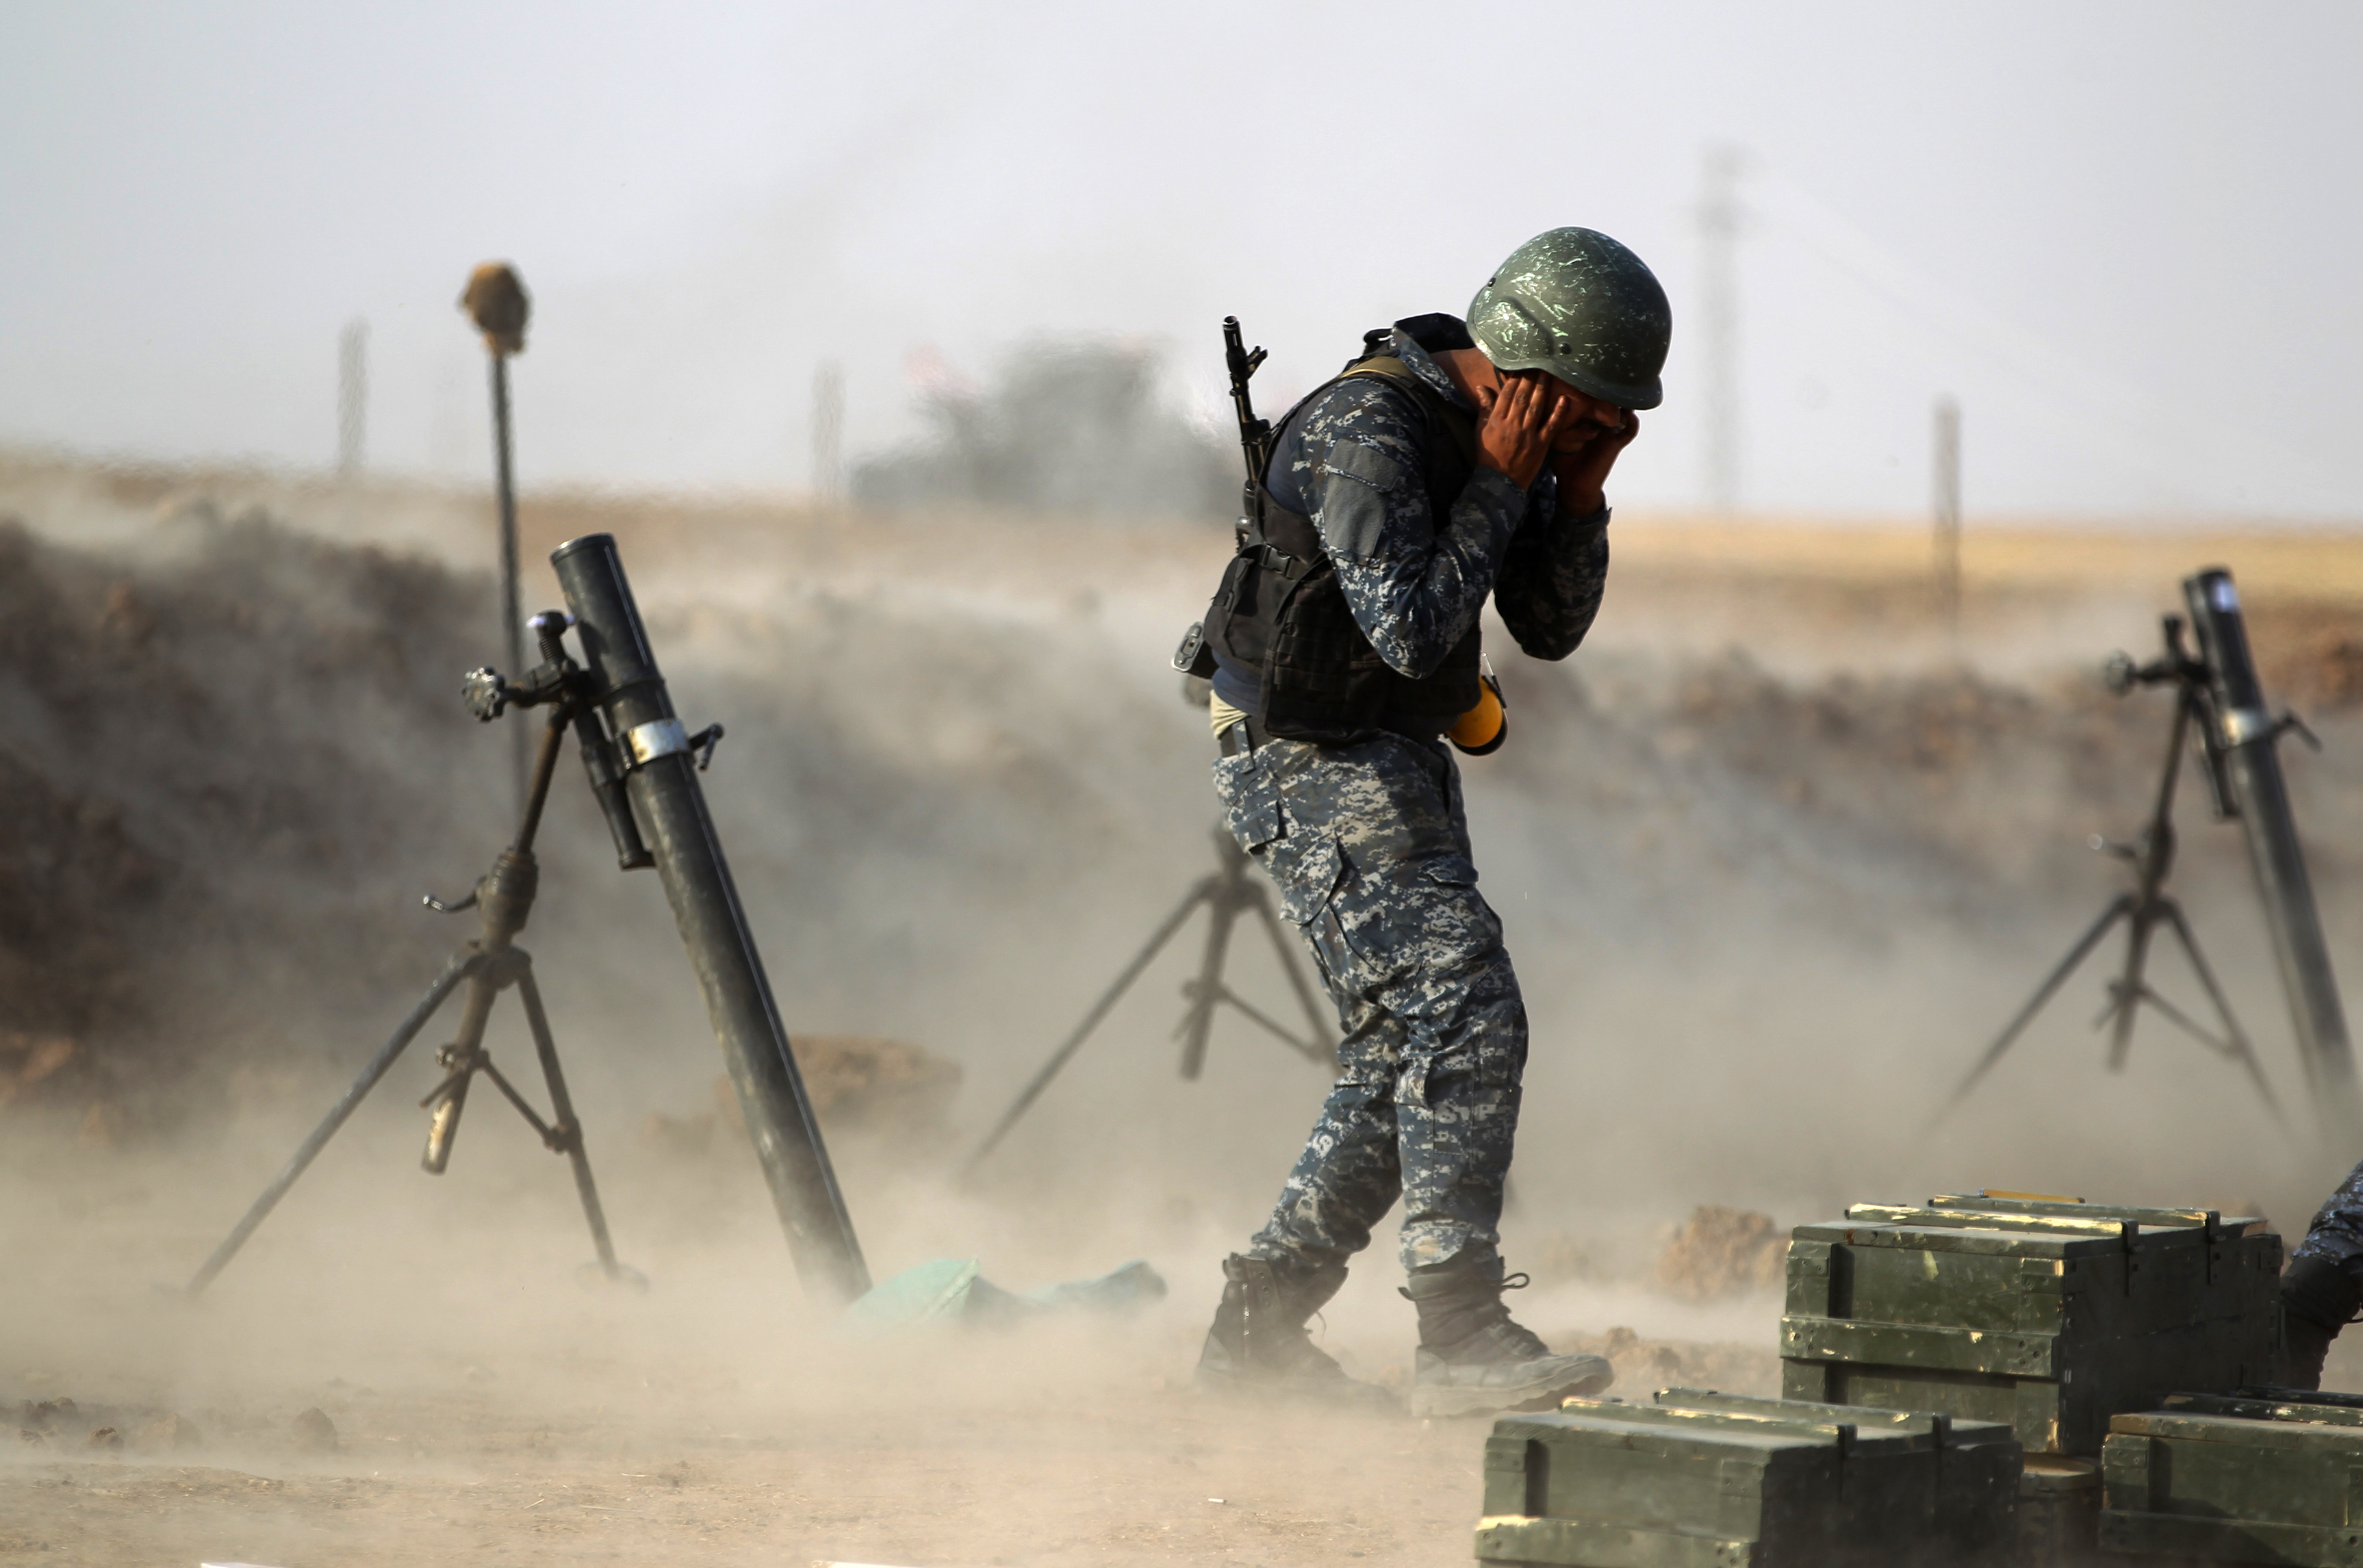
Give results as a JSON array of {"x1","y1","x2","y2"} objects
[
  {"x1": 2182, "y1": 569, "x2": 2361, "y2": 1135},
  {"x1": 337, "y1": 318, "x2": 368, "y2": 480},
  {"x1": 548, "y1": 532, "x2": 870, "y2": 1303},
  {"x1": 489, "y1": 355, "x2": 526, "y2": 815},
  {"x1": 1933, "y1": 396, "x2": 1961, "y2": 645},
  {"x1": 462, "y1": 262, "x2": 533, "y2": 819},
  {"x1": 812, "y1": 361, "x2": 845, "y2": 503}
]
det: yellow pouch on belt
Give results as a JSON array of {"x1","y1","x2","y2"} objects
[{"x1": 1448, "y1": 661, "x2": 1507, "y2": 756}]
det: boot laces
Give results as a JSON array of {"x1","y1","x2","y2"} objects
[{"x1": 1476, "y1": 1274, "x2": 1550, "y2": 1359}]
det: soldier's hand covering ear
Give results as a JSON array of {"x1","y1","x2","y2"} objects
[
  {"x1": 1474, "y1": 372, "x2": 1577, "y2": 491},
  {"x1": 1550, "y1": 407, "x2": 1639, "y2": 518}
]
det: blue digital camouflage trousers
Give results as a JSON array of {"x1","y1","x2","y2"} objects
[
  {"x1": 1212, "y1": 728, "x2": 1527, "y2": 1282},
  {"x1": 2295, "y1": 1157, "x2": 2363, "y2": 1270}
]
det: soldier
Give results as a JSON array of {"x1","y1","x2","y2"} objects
[
  {"x1": 1188, "y1": 229, "x2": 1671, "y2": 1416},
  {"x1": 2282, "y1": 1161, "x2": 2363, "y2": 1387}
]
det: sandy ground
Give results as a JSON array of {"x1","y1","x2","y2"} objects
[{"x1": 0, "y1": 1119, "x2": 1776, "y2": 1568}]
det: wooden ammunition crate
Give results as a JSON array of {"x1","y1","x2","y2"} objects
[
  {"x1": 2100, "y1": 1402, "x2": 2363, "y2": 1566},
  {"x1": 1653, "y1": 1387, "x2": 2021, "y2": 1556},
  {"x1": 1780, "y1": 1195, "x2": 2279, "y2": 1455},
  {"x1": 2017, "y1": 1456, "x2": 2106, "y2": 1568},
  {"x1": 1472, "y1": 1392, "x2": 2020, "y2": 1568}
]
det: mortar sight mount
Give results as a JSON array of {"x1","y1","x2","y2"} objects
[{"x1": 457, "y1": 611, "x2": 723, "y2": 874}]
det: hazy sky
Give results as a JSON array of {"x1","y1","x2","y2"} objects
[{"x1": 3, "y1": 1, "x2": 2358, "y2": 519}]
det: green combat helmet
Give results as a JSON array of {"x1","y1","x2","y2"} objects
[{"x1": 1466, "y1": 228, "x2": 1671, "y2": 409}]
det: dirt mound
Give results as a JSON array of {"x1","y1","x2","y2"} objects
[
  {"x1": 1653, "y1": 1205, "x2": 1787, "y2": 1300},
  {"x1": 0, "y1": 504, "x2": 498, "y2": 1124}
]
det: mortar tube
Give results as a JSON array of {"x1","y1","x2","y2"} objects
[
  {"x1": 548, "y1": 532, "x2": 869, "y2": 1303},
  {"x1": 2184, "y1": 568, "x2": 2362, "y2": 1139}
]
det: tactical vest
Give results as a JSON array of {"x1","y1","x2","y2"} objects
[{"x1": 1200, "y1": 349, "x2": 1482, "y2": 745}]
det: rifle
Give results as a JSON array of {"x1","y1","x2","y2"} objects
[{"x1": 1223, "y1": 316, "x2": 1271, "y2": 543}]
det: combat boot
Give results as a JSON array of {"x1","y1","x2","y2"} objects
[
  {"x1": 1197, "y1": 1254, "x2": 1398, "y2": 1412},
  {"x1": 2279, "y1": 1255, "x2": 2363, "y2": 1391},
  {"x1": 1403, "y1": 1259, "x2": 1613, "y2": 1419}
]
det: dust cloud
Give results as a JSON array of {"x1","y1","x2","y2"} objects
[{"x1": 5, "y1": 441, "x2": 2363, "y2": 1565}]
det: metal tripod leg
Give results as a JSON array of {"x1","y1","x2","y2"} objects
[
  {"x1": 2154, "y1": 899, "x2": 2284, "y2": 1120},
  {"x1": 420, "y1": 948, "x2": 506, "y2": 1173},
  {"x1": 1177, "y1": 879, "x2": 1243, "y2": 1081},
  {"x1": 186, "y1": 949, "x2": 483, "y2": 1298},
  {"x1": 2104, "y1": 903, "x2": 2164, "y2": 1071},
  {"x1": 1940, "y1": 895, "x2": 2133, "y2": 1118},
  {"x1": 515, "y1": 961, "x2": 622, "y2": 1272},
  {"x1": 960, "y1": 877, "x2": 1214, "y2": 1175}
]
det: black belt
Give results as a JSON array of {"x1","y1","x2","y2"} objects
[
  {"x1": 1221, "y1": 712, "x2": 1448, "y2": 756},
  {"x1": 1218, "y1": 713, "x2": 1271, "y2": 756}
]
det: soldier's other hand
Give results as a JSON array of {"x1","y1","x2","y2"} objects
[
  {"x1": 1474, "y1": 372, "x2": 1576, "y2": 491},
  {"x1": 1550, "y1": 407, "x2": 1639, "y2": 518}
]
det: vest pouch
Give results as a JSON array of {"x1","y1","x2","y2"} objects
[
  {"x1": 1262, "y1": 571, "x2": 1486, "y2": 742},
  {"x1": 1202, "y1": 549, "x2": 1266, "y2": 670}
]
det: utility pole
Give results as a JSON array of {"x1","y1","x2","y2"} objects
[
  {"x1": 812, "y1": 361, "x2": 845, "y2": 504},
  {"x1": 337, "y1": 318, "x2": 368, "y2": 480},
  {"x1": 1697, "y1": 143, "x2": 1744, "y2": 517},
  {"x1": 1933, "y1": 395, "x2": 1962, "y2": 645}
]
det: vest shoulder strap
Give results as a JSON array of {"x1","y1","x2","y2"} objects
[
  {"x1": 1244, "y1": 347, "x2": 1478, "y2": 558},
  {"x1": 1336, "y1": 356, "x2": 1478, "y2": 470}
]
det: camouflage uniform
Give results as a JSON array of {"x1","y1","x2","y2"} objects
[
  {"x1": 2293, "y1": 1157, "x2": 2363, "y2": 1272},
  {"x1": 1210, "y1": 318, "x2": 1607, "y2": 1284}
]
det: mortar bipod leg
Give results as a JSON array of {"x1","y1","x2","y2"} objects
[
  {"x1": 2104, "y1": 901, "x2": 2166, "y2": 1071},
  {"x1": 186, "y1": 949, "x2": 484, "y2": 1299},
  {"x1": 960, "y1": 874, "x2": 1217, "y2": 1177},
  {"x1": 419, "y1": 951, "x2": 505, "y2": 1174},
  {"x1": 511, "y1": 958, "x2": 624, "y2": 1274},
  {"x1": 1177, "y1": 872, "x2": 1246, "y2": 1082},
  {"x1": 2157, "y1": 899, "x2": 2284, "y2": 1120},
  {"x1": 1937, "y1": 894, "x2": 2135, "y2": 1124}
]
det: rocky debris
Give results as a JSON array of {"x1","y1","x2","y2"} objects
[
  {"x1": 0, "y1": 1033, "x2": 77, "y2": 1109},
  {"x1": 290, "y1": 1407, "x2": 337, "y2": 1452},
  {"x1": 135, "y1": 1412, "x2": 201, "y2": 1452},
  {"x1": 82, "y1": 1426, "x2": 122, "y2": 1451},
  {"x1": 16, "y1": 1398, "x2": 76, "y2": 1432},
  {"x1": 783, "y1": 1036, "x2": 962, "y2": 1131},
  {"x1": 1655, "y1": 1206, "x2": 1787, "y2": 1301},
  {"x1": 1550, "y1": 1324, "x2": 1779, "y2": 1397}
]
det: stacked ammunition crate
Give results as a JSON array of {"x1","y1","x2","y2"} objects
[
  {"x1": 1474, "y1": 1194, "x2": 2284, "y2": 1568},
  {"x1": 1779, "y1": 1195, "x2": 2277, "y2": 1567},
  {"x1": 1475, "y1": 1388, "x2": 2021, "y2": 1568},
  {"x1": 2099, "y1": 1389, "x2": 2363, "y2": 1566}
]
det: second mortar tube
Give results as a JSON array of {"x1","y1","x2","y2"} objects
[
  {"x1": 550, "y1": 532, "x2": 871, "y2": 1303},
  {"x1": 2185, "y1": 567, "x2": 2362, "y2": 1138}
]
